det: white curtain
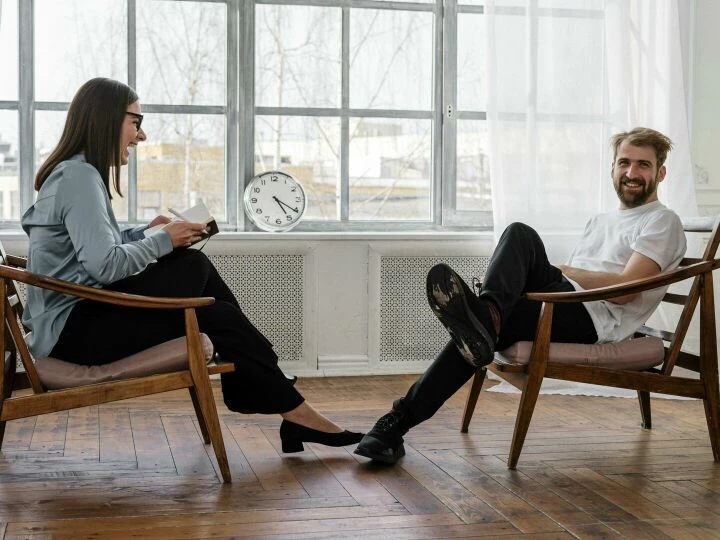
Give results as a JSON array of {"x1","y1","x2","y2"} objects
[
  {"x1": 485, "y1": 0, "x2": 697, "y2": 245},
  {"x1": 483, "y1": 0, "x2": 705, "y2": 394}
]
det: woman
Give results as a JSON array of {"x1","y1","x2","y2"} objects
[{"x1": 21, "y1": 77, "x2": 362, "y2": 453}]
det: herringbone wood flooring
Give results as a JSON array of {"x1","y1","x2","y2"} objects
[{"x1": 1, "y1": 375, "x2": 718, "y2": 539}]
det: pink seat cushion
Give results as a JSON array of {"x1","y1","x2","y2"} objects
[
  {"x1": 35, "y1": 334, "x2": 214, "y2": 390},
  {"x1": 497, "y1": 336, "x2": 665, "y2": 370}
]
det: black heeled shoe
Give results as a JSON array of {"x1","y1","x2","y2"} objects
[{"x1": 279, "y1": 420, "x2": 364, "y2": 453}]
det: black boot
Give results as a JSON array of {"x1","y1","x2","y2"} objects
[
  {"x1": 354, "y1": 409, "x2": 408, "y2": 464},
  {"x1": 426, "y1": 263, "x2": 499, "y2": 368},
  {"x1": 279, "y1": 420, "x2": 364, "y2": 453}
]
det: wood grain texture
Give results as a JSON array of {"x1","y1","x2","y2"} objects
[{"x1": 0, "y1": 375, "x2": 719, "y2": 538}]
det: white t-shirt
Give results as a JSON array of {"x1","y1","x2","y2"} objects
[{"x1": 564, "y1": 201, "x2": 686, "y2": 343}]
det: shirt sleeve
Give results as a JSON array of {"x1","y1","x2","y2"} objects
[
  {"x1": 631, "y1": 210, "x2": 687, "y2": 271},
  {"x1": 56, "y1": 163, "x2": 174, "y2": 284},
  {"x1": 121, "y1": 224, "x2": 150, "y2": 243}
]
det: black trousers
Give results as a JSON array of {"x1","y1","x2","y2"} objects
[
  {"x1": 393, "y1": 222, "x2": 598, "y2": 430},
  {"x1": 51, "y1": 249, "x2": 304, "y2": 414}
]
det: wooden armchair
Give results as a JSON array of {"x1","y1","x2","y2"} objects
[
  {"x1": 0, "y1": 245, "x2": 236, "y2": 482},
  {"x1": 461, "y1": 217, "x2": 720, "y2": 468}
]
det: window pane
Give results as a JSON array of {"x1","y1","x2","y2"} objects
[
  {"x1": 490, "y1": 13, "x2": 526, "y2": 113},
  {"x1": 349, "y1": 118, "x2": 431, "y2": 221},
  {"x1": 456, "y1": 120, "x2": 491, "y2": 212},
  {"x1": 256, "y1": 5, "x2": 340, "y2": 109},
  {"x1": 457, "y1": 13, "x2": 486, "y2": 111},
  {"x1": 537, "y1": 16, "x2": 602, "y2": 115},
  {"x1": 350, "y1": 9, "x2": 433, "y2": 110},
  {"x1": 137, "y1": 114, "x2": 226, "y2": 222},
  {"x1": 36, "y1": 110, "x2": 129, "y2": 221},
  {"x1": 35, "y1": 0, "x2": 127, "y2": 102},
  {"x1": 482, "y1": 0, "x2": 603, "y2": 6},
  {"x1": 534, "y1": 122, "x2": 603, "y2": 227},
  {"x1": 35, "y1": 111, "x2": 67, "y2": 174},
  {"x1": 0, "y1": 112, "x2": 19, "y2": 219},
  {"x1": 0, "y1": 0, "x2": 18, "y2": 100},
  {"x1": 137, "y1": 1, "x2": 226, "y2": 106},
  {"x1": 255, "y1": 115, "x2": 340, "y2": 221}
]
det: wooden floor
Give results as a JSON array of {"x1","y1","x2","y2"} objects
[{"x1": 0, "y1": 375, "x2": 719, "y2": 539}]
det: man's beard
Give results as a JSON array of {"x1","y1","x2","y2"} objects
[{"x1": 615, "y1": 175, "x2": 657, "y2": 207}]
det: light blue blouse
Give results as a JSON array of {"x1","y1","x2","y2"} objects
[{"x1": 20, "y1": 154, "x2": 174, "y2": 358}]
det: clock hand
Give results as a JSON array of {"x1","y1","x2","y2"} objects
[
  {"x1": 274, "y1": 196, "x2": 299, "y2": 213},
  {"x1": 272, "y1": 196, "x2": 286, "y2": 213}
]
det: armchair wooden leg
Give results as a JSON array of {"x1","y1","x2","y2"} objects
[
  {"x1": 702, "y1": 378, "x2": 720, "y2": 461},
  {"x1": 189, "y1": 387, "x2": 211, "y2": 445},
  {"x1": 189, "y1": 370, "x2": 231, "y2": 482},
  {"x1": 700, "y1": 275, "x2": 720, "y2": 462},
  {"x1": 185, "y1": 310, "x2": 231, "y2": 483},
  {"x1": 637, "y1": 390, "x2": 652, "y2": 429},
  {"x1": 461, "y1": 368, "x2": 487, "y2": 433},
  {"x1": 507, "y1": 370, "x2": 542, "y2": 469},
  {"x1": 0, "y1": 351, "x2": 16, "y2": 448}
]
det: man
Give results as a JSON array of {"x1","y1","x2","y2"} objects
[{"x1": 355, "y1": 127, "x2": 687, "y2": 464}]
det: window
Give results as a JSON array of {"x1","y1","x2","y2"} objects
[
  {"x1": 4, "y1": 0, "x2": 230, "y2": 227},
  {"x1": 1, "y1": 0, "x2": 604, "y2": 231}
]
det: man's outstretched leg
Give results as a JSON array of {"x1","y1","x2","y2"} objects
[
  {"x1": 355, "y1": 341, "x2": 476, "y2": 463},
  {"x1": 356, "y1": 222, "x2": 566, "y2": 464}
]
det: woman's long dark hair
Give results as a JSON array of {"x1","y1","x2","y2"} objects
[{"x1": 34, "y1": 77, "x2": 138, "y2": 198}]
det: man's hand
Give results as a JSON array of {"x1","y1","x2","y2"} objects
[
  {"x1": 148, "y1": 215, "x2": 171, "y2": 228},
  {"x1": 558, "y1": 251, "x2": 661, "y2": 304}
]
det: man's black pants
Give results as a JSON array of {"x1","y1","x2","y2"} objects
[{"x1": 393, "y1": 222, "x2": 598, "y2": 430}]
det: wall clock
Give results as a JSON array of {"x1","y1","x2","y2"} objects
[{"x1": 243, "y1": 171, "x2": 307, "y2": 232}]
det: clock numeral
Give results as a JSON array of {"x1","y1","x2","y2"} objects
[
  {"x1": 295, "y1": 197, "x2": 301, "y2": 202},
  {"x1": 251, "y1": 197, "x2": 257, "y2": 203},
  {"x1": 271, "y1": 175, "x2": 278, "y2": 182},
  {"x1": 253, "y1": 187, "x2": 260, "y2": 193},
  {"x1": 265, "y1": 216, "x2": 270, "y2": 222},
  {"x1": 275, "y1": 218, "x2": 282, "y2": 225},
  {"x1": 255, "y1": 208, "x2": 262, "y2": 214},
  {"x1": 290, "y1": 187, "x2": 296, "y2": 192},
  {"x1": 286, "y1": 215, "x2": 292, "y2": 221},
  {"x1": 260, "y1": 179, "x2": 266, "y2": 186}
]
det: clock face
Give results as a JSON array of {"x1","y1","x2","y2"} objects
[{"x1": 244, "y1": 171, "x2": 307, "y2": 232}]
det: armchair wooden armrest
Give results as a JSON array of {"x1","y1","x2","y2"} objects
[
  {"x1": 0, "y1": 263, "x2": 214, "y2": 309},
  {"x1": 526, "y1": 260, "x2": 720, "y2": 304}
]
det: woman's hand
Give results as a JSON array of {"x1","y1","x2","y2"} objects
[
  {"x1": 164, "y1": 221, "x2": 209, "y2": 248},
  {"x1": 148, "y1": 215, "x2": 172, "y2": 228}
]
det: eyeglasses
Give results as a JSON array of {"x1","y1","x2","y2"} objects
[{"x1": 126, "y1": 111, "x2": 144, "y2": 131}]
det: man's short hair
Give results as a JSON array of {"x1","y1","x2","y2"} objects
[{"x1": 610, "y1": 127, "x2": 674, "y2": 169}]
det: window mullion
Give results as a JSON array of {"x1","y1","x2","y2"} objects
[
  {"x1": 340, "y1": 6, "x2": 349, "y2": 222},
  {"x1": 127, "y1": 0, "x2": 137, "y2": 224},
  {"x1": 226, "y1": 0, "x2": 239, "y2": 228},
  {"x1": 18, "y1": 0, "x2": 34, "y2": 212},
  {"x1": 238, "y1": 0, "x2": 254, "y2": 231},
  {"x1": 441, "y1": 0, "x2": 457, "y2": 226},
  {"x1": 433, "y1": 0, "x2": 444, "y2": 225}
]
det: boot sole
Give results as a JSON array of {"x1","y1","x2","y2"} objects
[
  {"x1": 354, "y1": 439, "x2": 406, "y2": 464},
  {"x1": 426, "y1": 264, "x2": 495, "y2": 367}
]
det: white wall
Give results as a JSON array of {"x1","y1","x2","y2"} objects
[{"x1": 692, "y1": 0, "x2": 720, "y2": 214}]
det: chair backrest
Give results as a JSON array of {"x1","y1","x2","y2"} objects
[
  {"x1": 0, "y1": 242, "x2": 46, "y2": 394},
  {"x1": 636, "y1": 216, "x2": 720, "y2": 375}
]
